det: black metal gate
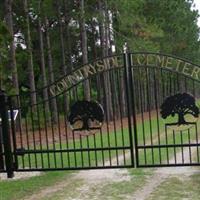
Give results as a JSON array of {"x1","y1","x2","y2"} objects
[
  {"x1": 1, "y1": 52, "x2": 200, "y2": 178},
  {"x1": 130, "y1": 52, "x2": 200, "y2": 168}
]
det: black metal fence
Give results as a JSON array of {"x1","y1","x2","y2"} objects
[{"x1": 1, "y1": 52, "x2": 200, "y2": 178}]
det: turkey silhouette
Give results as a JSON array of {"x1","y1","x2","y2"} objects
[{"x1": 68, "y1": 100, "x2": 104, "y2": 132}]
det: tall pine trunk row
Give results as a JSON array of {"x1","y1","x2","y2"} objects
[{"x1": 2, "y1": 0, "x2": 199, "y2": 126}]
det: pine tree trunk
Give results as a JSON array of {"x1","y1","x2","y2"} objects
[
  {"x1": 4, "y1": 0, "x2": 19, "y2": 95},
  {"x1": 104, "y1": 1, "x2": 109, "y2": 56},
  {"x1": 79, "y1": 0, "x2": 90, "y2": 101},
  {"x1": 56, "y1": 0, "x2": 69, "y2": 113},
  {"x1": 98, "y1": 0, "x2": 113, "y2": 121},
  {"x1": 5, "y1": 0, "x2": 22, "y2": 132},
  {"x1": 56, "y1": 1, "x2": 66, "y2": 75},
  {"x1": 63, "y1": 0, "x2": 77, "y2": 102},
  {"x1": 64, "y1": 0, "x2": 73, "y2": 73},
  {"x1": 111, "y1": 8, "x2": 126, "y2": 116},
  {"x1": 24, "y1": 0, "x2": 37, "y2": 106},
  {"x1": 91, "y1": 21, "x2": 97, "y2": 60},
  {"x1": 65, "y1": 26, "x2": 73, "y2": 72},
  {"x1": 45, "y1": 17, "x2": 58, "y2": 123},
  {"x1": 119, "y1": 70, "x2": 126, "y2": 117},
  {"x1": 105, "y1": 2, "x2": 120, "y2": 118},
  {"x1": 38, "y1": 0, "x2": 50, "y2": 116}
]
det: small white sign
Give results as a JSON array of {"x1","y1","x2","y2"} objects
[{"x1": 0, "y1": 110, "x2": 19, "y2": 122}]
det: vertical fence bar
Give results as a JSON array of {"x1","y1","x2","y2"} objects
[
  {"x1": 0, "y1": 106, "x2": 4, "y2": 171},
  {"x1": 0, "y1": 126, "x2": 4, "y2": 170},
  {"x1": 0, "y1": 91, "x2": 14, "y2": 178}
]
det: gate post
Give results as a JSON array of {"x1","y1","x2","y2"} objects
[
  {"x1": 0, "y1": 123, "x2": 4, "y2": 170},
  {"x1": 127, "y1": 53, "x2": 139, "y2": 167},
  {"x1": 0, "y1": 90, "x2": 14, "y2": 178},
  {"x1": 123, "y1": 51, "x2": 135, "y2": 166}
]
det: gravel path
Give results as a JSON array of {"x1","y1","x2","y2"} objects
[
  {"x1": 22, "y1": 134, "x2": 200, "y2": 200},
  {"x1": 24, "y1": 153, "x2": 131, "y2": 200},
  {"x1": 0, "y1": 171, "x2": 42, "y2": 180},
  {"x1": 131, "y1": 147, "x2": 198, "y2": 200},
  {"x1": 24, "y1": 147, "x2": 197, "y2": 200}
]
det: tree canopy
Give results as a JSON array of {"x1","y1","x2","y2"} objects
[{"x1": 0, "y1": 0, "x2": 200, "y2": 96}]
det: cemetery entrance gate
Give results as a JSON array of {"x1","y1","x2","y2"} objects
[{"x1": 1, "y1": 52, "x2": 200, "y2": 178}]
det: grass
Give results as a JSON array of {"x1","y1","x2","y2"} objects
[
  {"x1": 87, "y1": 168, "x2": 153, "y2": 200},
  {"x1": 148, "y1": 173, "x2": 200, "y2": 200},
  {"x1": 0, "y1": 171, "x2": 71, "y2": 200},
  {"x1": 137, "y1": 115, "x2": 200, "y2": 165},
  {"x1": 0, "y1": 116, "x2": 159, "y2": 200},
  {"x1": 1, "y1": 113, "x2": 200, "y2": 200},
  {"x1": 40, "y1": 178, "x2": 85, "y2": 200},
  {"x1": 17, "y1": 116, "x2": 167, "y2": 169},
  {"x1": 41, "y1": 168, "x2": 154, "y2": 200},
  {"x1": 17, "y1": 127, "x2": 131, "y2": 169}
]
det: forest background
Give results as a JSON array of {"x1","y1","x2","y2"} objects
[{"x1": 0, "y1": 0, "x2": 200, "y2": 103}]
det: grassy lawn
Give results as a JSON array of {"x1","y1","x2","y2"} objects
[
  {"x1": 17, "y1": 116, "x2": 168, "y2": 169},
  {"x1": 0, "y1": 116, "x2": 158, "y2": 200},
  {"x1": 148, "y1": 172, "x2": 200, "y2": 200},
  {"x1": 0, "y1": 114, "x2": 200, "y2": 200},
  {"x1": 0, "y1": 171, "x2": 71, "y2": 200}
]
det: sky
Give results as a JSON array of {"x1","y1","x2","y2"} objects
[{"x1": 193, "y1": 0, "x2": 200, "y2": 27}]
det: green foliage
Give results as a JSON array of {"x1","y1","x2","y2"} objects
[
  {"x1": 2, "y1": 0, "x2": 200, "y2": 98},
  {"x1": 109, "y1": 0, "x2": 164, "y2": 52},
  {"x1": 143, "y1": 0, "x2": 200, "y2": 61},
  {"x1": 0, "y1": 20, "x2": 12, "y2": 91}
]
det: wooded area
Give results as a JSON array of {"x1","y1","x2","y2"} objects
[{"x1": 0, "y1": 0, "x2": 200, "y2": 100}]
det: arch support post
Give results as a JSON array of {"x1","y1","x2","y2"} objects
[{"x1": 0, "y1": 90, "x2": 14, "y2": 178}]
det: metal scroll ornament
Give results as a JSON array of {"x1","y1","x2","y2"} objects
[
  {"x1": 68, "y1": 100, "x2": 104, "y2": 134},
  {"x1": 160, "y1": 93, "x2": 199, "y2": 131}
]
